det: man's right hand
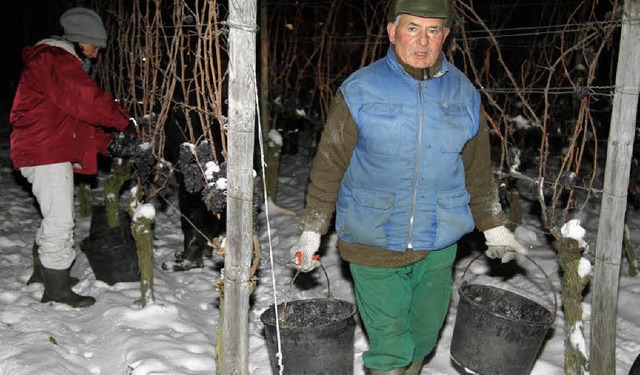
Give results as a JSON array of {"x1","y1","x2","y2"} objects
[{"x1": 290, "y1": 231, "x2": 321, "y2": 272}]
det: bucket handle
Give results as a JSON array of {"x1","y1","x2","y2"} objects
[
  {"x1": 460, "y1": 253, "x2": 558, "y2": 323},
  {"x1": 279, "y1": 264, "x2": 333, "y2": 326}
]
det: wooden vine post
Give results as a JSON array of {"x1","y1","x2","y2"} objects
[
  {"x1": 104, "y1": 158, "x2": 132, "y2": 228},
  {"x1": 220, "y1": 0, "x2": 258, "y2": 373},
  {"x1": 78, "y1": 182, "x2": 93, "y2": 217},
  {"x1": 590, "y1": 0, "x2": 640, "y2": 372},
  {"x1": 556, "y1": 237, "x2": 591, "y2": 374},
  {"x1": 129, "y1": 189, "x2": 155, "y2": 307}
]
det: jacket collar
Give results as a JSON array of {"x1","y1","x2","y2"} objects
[{"x1": 35, "y1": 36, "x2": 81, "y2": 61}]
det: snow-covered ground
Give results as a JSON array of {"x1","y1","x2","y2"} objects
[{"x1": 1, "y1": 131, "x2": 639, "y2": 375}]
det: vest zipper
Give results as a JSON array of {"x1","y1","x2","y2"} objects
[{"x1": 407, "y1": 79, "x2": 427, "y2": 249}]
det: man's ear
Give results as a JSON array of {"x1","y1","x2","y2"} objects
[{"x1": 387, "y1": 22, "x2": 396, "y2": 45}]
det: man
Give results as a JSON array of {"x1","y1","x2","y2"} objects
[
  {"x1": 291, "y1": 0, "x2": 528, "y2": 373},
  {"x1": 10, "y1": 7, "x2": 133, "y2": 308}
]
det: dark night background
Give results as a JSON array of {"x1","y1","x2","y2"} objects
[
  {"x1": 0, "y1": 2, "x2": 638, "y2": 374},
  {"x1": 1, "y1": 2, "x2": 73, "y2": 115},
  {"x1": 0, "y1": 0, "x2": 626, "y2": 137}
]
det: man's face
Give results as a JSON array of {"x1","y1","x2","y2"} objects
[
  {"x1": 79, "y1": 42, "x2": 101, "y2": 59},
  {"x1": 387, "y1": 15, "x2": 450, "y2": 69}
]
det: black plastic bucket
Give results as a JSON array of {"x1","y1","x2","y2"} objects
[
  {"x1": 450, "y1": 282, "x2": 554, "y2": 375},
  {"x1": 260, "y1": 298, "x2": 357, "y2": 375},
  {"x1": 630, "y1": 352, "x2": 640, "y2": 375},
  {"x1": 80, "y1": 206, "x2": 140, "y2": 285}
]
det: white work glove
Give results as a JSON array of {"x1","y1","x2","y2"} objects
[
  {"x1": 290, "y1": 231, "x2": 321, "y2": 272},
  {"x1": 483, "y1": 225, "x2": 528, "y2": 263}
]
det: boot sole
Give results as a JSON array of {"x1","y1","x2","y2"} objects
[{"x1": 41, "y1": 295, "x2": 96, "y2": 308}]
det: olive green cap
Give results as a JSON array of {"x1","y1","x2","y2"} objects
[{"x1": 388, "y1": 0, "x2": 454, "y2": 26}]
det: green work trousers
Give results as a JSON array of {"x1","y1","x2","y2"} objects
[{"x1": 349, "y1": 244, "x2": 457, "y2": 371}]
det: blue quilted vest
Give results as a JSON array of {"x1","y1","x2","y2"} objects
[{"x1": 335, "y1": 47, "x2": 480, "y2": 251}]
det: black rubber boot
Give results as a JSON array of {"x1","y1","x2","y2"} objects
[
  {"x1": 27, "y1": 241, "x2": 43, "y2": 285},
  {"x1": 630, "y1": 352, "x2": 640, "y2": 375},
  {"x1": 27, "y1": 242, "x2": 80, "y2": 286},
  {"x1": 41, "y1": 267, "x2": 95, "y2": 308},
  {"x1": 162, "y1": 235, "x2": 205, "y2": 272},
  {"x1": 162, "y1": 184, "x2": 224, "y2": 272}
]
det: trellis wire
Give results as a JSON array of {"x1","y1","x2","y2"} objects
[{"x1": 252, "y1": 60, "x2": 286, "y2": 375}]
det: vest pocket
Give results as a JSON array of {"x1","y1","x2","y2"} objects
[
  {"x1": 438, "y1": 102, "x2": 473, "y2": 153},
  {"x1": 434, "y1": 189, "x2": 475, "y2": 248},
  {"x1": 361, "y1": 103, "x2": 402, "y2": 156},
  {"x1": 337, "y1": 188, "x2": 395, "y2": 248}
]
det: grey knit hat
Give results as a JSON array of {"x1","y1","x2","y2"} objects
[
  {"x1": 60, "y1": 7, "x2": 107, "y2": 48},
  {"x1": 389, "y1": 0, "x2": 455, "y2": 26}
]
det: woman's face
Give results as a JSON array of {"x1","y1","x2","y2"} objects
[
  {"x1": 79, "y1": 42, "x2": 101, "y2": 59},
  {"x1": 387, "y1": 15, "x2": 450, "y2": 69}
]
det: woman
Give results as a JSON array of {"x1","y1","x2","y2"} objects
[{"x1": 10, "y1": 7, "x2": 133, "y2": 308}]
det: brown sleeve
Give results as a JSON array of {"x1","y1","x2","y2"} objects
[
  {"x1": 299, "y1": 93, "x2": 357, "y2": 234},
  {"x1": 462, "y1": 108, "x2": 506, "y2": 231}
]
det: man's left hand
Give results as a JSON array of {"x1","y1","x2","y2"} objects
[{"x1": 483, "y1": 225, "x2": 528, "y2": 263}]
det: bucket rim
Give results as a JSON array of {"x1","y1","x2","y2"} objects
[
  {"x1": 458, "y1": 283, "x2": 554, "y2": 327},
  {"x1": 260, "y1": 298, "x2": 357, "y2": 330},
  {"x1": 460, "y1": 253, "x2": 558, "y2": 322}
]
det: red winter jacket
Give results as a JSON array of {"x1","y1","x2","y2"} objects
[{"x1": 10, "y1": 39, "x2": 130, "y2": 175}]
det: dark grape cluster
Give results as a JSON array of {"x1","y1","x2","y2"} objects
[
  {"x1": 178, "y1": 141, "x2": 215, "y2": 194},
  {"x1": 195, "y1": 141, "x2": 215, "y2": 165},
  {"x1": 200, "y1": 163, "x2": 264, "y2": 234},
  {"x1": 176, "y1": 139, "x2": 265, "y2": 232},
  {"x1": 130, "y1": 145, "x2": 157, "y2": 183},
  {"x1": 107, "y1": 133, "x2": 141, "y2": 158},
  {"x1": 178, "y1": 143, "x2": 196, "y2": 173},
  {"x1": 202, "y1": 161, "x2": 228, "y2": 214}
]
